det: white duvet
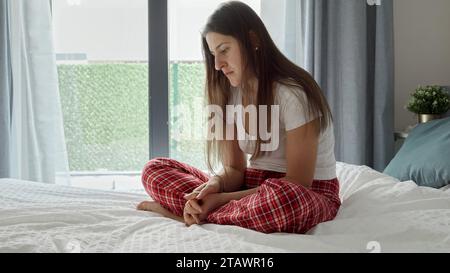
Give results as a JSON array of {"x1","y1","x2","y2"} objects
[{"x1": 0, "y1": 162, "x2": 449, "y2": 253}]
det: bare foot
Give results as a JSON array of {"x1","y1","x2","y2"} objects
[{"x1": 137, "y1": 201, "x2": 184, "y2": 223}]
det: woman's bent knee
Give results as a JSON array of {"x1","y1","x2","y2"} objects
[{"x1": 141, "y1": 157, "x2": 173, "y2": 197}]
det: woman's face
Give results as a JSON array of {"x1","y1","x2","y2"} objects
[{"x1": 205, "y1": 32, "x2": 243, "y2": 87}]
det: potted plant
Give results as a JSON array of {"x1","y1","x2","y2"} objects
[{"x1": 406, "y1": 85, "x2": 450, "y2": 123}]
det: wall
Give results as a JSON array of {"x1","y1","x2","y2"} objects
[{"x1": 394, "y1": 0, "x2": 450, "y2": 131}]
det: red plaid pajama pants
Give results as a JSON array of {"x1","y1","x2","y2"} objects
[{"x1": 141, "y1": 157, "x2": 341, "y2": 234}]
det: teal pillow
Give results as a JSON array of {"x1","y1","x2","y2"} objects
[{"x1": 384, "y1": 117, "x2": 450, "y2": 188}]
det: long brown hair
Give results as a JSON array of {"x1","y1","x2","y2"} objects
[{"x1": 202, "y1": 1, "x2": 332, "y2": 174}]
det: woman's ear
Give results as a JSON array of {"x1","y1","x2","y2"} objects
[{"x1": 249, "y1": 31, "x2": 260, "y2": 50}]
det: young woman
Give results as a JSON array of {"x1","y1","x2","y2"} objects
[{"x1": 137, "y1": 1, "x2": 340, "y2": 234}]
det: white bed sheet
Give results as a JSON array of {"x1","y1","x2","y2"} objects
[{"x1": 0, "y1": 162, "x2": 449, "y2": 253}]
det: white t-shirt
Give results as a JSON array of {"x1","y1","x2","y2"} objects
[{"x1": 228, "y1": 82, "x2": 336, "y2": 180}]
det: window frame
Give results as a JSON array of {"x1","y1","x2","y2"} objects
[{"x1": 148, "y1": 0, "x2": 169, "y2": 159}]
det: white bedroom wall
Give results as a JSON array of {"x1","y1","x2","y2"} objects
[{"x1": 394, "y1": 0, "x2": 450, "y2": 131}]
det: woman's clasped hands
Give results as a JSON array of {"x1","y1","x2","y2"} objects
[{"x1": 183, "y1": 177, "x2": 227, "y2": 226}]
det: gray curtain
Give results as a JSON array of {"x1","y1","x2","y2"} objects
[
  {"x1": 263, "y1": 0, "x2": 395, "y2": 171},
  {"x1": 0, "y1": 0, "x2": 11, "y2": 178},
  {"x1": 302, "y1": 0, "x2": 395, "y2": 171}
]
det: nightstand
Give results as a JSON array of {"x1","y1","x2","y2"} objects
[
  {"x1": 394, "y1": 131, "x2": 409, "y2": 141},
  {"x1": 394, "y1": 125, "x2": 415, "y2": 152}
]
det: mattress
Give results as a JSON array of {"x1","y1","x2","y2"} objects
[{"x1": 0, "y1": 162, "x2": 449, "y2": 253}]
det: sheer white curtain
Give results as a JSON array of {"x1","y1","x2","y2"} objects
[
  {"x1": 261, "y1": 0, "x2": 304, "y2": 66},
  {"x1": 1, "y1": 0, "x2": 70, "y2": 184}
]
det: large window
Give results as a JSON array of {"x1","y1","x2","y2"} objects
[
  {"x1": 168, "y1": 0, "x2": 261, "y2": 171},
  {"x1": 52, "y1": 0, "x2": 148, "y2": 192},
  {"x1": 53, "y1": 0, "x2": 261, "y2": 191}
]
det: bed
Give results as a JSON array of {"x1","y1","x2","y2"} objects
[{"x1": 1, "y1": 161, "x2": 449, "y2": 253}]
